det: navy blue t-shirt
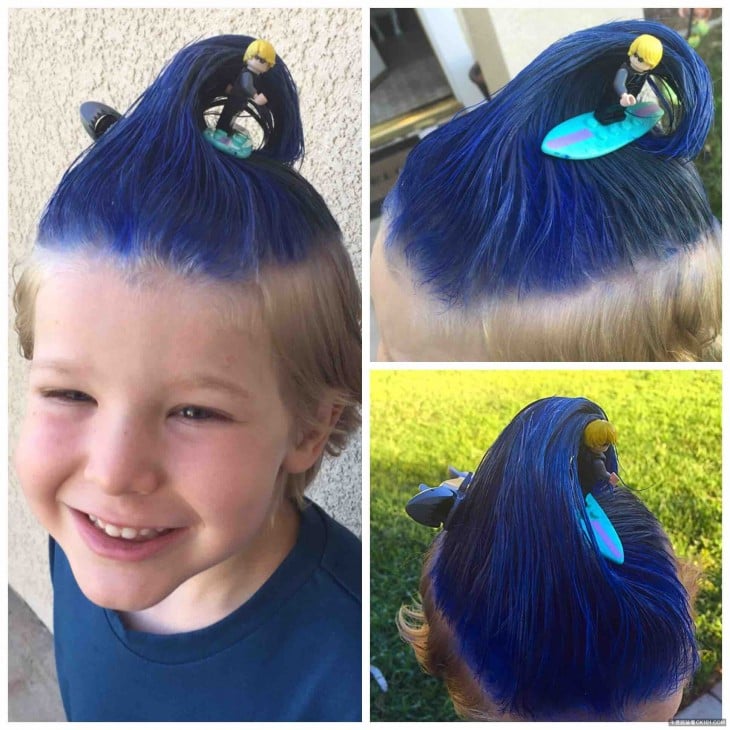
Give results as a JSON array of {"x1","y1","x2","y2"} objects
[{"x1": 50, "y1": 501, "x2": 361, "y2": 721}]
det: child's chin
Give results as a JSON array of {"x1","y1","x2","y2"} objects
[
  {"x1": 85, "y1": 584, "x2": 170, "y2": 613},
  {"x1": 82, "y1": 586, "x2": 165, "y2": 612},
  {"x1": 72, "y1": 562, "x2": 178, "y2": 612}
]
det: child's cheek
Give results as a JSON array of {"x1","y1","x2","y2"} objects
[
  {"x1": 15, "y1": 407, "x2": 82, "y2": 512},
  {"x1": 169, "y1": 427, "x2": 288, "y2": 522}
]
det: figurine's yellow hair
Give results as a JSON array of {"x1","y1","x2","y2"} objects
[
  {"x1": 628, "y1": 34, "x2": 663, "y2": 68},
  {"x1": 583, "y1": 420, "x2": 618, "y2": 449},
  {"x1": 244, "y1": 39, "x2": 276, "y2": 67}
]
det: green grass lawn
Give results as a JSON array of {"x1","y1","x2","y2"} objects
[{"x1": 370, "y1": 370, "x2": 721, "y2": 721}]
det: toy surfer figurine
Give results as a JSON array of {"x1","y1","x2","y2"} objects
[
  {"x1": 542, "y1": 32, "x2": 666, "y2": 159},
  {"x1": 594, "y1": 34, "x2": 663, "y2": 125},
  {"x1": 216, "y1": 38, "x2": 276, "y2": 134},
  {"x1": 578, "y1": 419, "x2": 619, "y2": 495},
  {"x1": 204, "y1": 38, "x2": 276, "y2": 157}
]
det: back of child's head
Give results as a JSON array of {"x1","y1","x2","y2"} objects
[
  {"x1": 376, "y1": 19, "x2": 719, "y2": 361},
  {"x1": 399, "y1": 396, "x2": 698, "y2": 720},
  {"x1": 14, "y1": 34, "x2": 361, "y2": 502}
]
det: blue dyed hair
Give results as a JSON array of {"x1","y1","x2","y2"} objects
[
  {"x1": 384, "y1": 20, "x2": 716, "y2": 304},
  {"x1": 37, "y1": 34, "x2": 341, "y2": 276},
  {"x1": 421, "y1": 397, "x2": 698, "y2": 720}
]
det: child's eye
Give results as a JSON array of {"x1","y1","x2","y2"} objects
[
  {"x1": 41, "y1": 389, "x2": 95, "y2": 404},
  {"x1": 175, "y1": 406, "x2": 229, "y2": 422}
]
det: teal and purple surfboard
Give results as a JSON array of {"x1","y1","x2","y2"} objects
[
  {"x1": 541, "y1": 101, "x2": 664, "y2": 160},
  {"x1": 579, "y1": 493, "x2": 625, "y2": 564}
]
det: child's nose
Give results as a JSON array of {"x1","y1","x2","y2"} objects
[{"x1": 83, "y1": 413, "x2": 163, "y2": 496}]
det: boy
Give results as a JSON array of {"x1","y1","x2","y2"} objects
[{"x1": 13, "y1": 31, "x2": 362, "y2": 721}]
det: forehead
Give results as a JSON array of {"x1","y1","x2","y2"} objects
[{"x1": 31, "y1": 257, "x2": 275, "y2": 387}]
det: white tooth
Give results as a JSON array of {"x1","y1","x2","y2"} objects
[
  {"x1": 139, "y1": 528, "x2": 154, "y2": 537},
  {"x1": 88, "y1": 514, "x2": 96, "y2": 523},
  {"x1": 121, "y1": 527, "x2": 139, "y2": 540},
  {"x1": 155, "y1": 528, "x2": 167, "y2": 533},
  {"x1": 96, "y1": 518, "x2": 106, "y2": 528},
  {"x1": 104, "y1": 524, "x2": 121, "y2": 538}
]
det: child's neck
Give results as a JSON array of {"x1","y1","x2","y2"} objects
[{"x1": 119, "y1": 498, "x2": 300, "y2": 634}]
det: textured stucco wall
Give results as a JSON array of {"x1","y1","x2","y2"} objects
[{"x1": 8, "y1": 7, "x2": 362, "y2": 631}]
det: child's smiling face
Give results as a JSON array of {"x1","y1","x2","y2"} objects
[{"x1": 15, "y1": 257, "x2": 316, "y2": 614}]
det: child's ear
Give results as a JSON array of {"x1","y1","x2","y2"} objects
[{"x1": 283, "y1": 401, "x2": 344, "y2": 474}]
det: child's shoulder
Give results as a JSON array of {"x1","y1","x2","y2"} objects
[{"x1": 303, "y1": 500, "x2": 361, "y2": 605}]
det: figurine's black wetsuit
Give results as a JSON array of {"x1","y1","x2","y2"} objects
[
  {"x1": 578, "y1": 447, "x2": 612, "y2": 496},
  {"x1": 216, "y1": 67, "x2": 263, "y2": 134},
  {"x1": 594, "y1": 61, "x2": 650, "y2": 125}
]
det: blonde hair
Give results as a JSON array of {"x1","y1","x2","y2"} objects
[
  {"x1": 372, "y1": 223, "x2": 721, "y2": 363},
  {"x1": 254, "y1": 245, "x2": 361, "y2": 503},
  {"x1": 628, "y1": 34, "x2": 663, "y2": 68},
  {"x1": 397, "y1": 542, "x2": 504, "y2": 721},
  {"x1": 244, "y1": 39, "x2": 276, "y2": 66},
  {"x1": 583, "y1": 419, "x2": 618, "y2": 449},
  {"x1": 13, "y1": 244, "x2": 361, "y2": 506},
  {"x1": 477, "y1": 229, "x2": 721, "y2": 361}
]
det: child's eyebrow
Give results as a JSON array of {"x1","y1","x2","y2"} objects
[
  {"x1": 170, "y1": 374, "x2": 252, "y2": 400},
  {"x1": 30, "y1": 361, "x2": 251, "y2": 400},
  {"x1": 30, "y1": 359, "x2": 90, "y2": 376}
]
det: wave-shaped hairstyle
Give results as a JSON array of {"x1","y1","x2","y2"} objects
[
  {"x1": 399, "y1": 397, "x2": 699, "y2": 720},
  {"x1": 35, "y1": 34, "x2": 329, "y2": 269},
  {"x1": 384, "y1": 20, "x2": 716, "y2": 305},
  {"x1": 15, "y1": 34, "x2": 361, "y2": 502}
]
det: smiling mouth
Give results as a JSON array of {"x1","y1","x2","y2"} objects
[{"x1": 86, "y1": 514, "x2": 173, "y2": 542}]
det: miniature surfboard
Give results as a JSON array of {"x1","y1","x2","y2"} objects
[
  {"x1": 541, "y1": 101, "x2": 664, "y2": 160},
  {"x1": 579, "y1": 493, "x2": 625, "y2": 564},
  {"x1": 203, "y1": 128, "x2": 253, "y2": 158}
]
